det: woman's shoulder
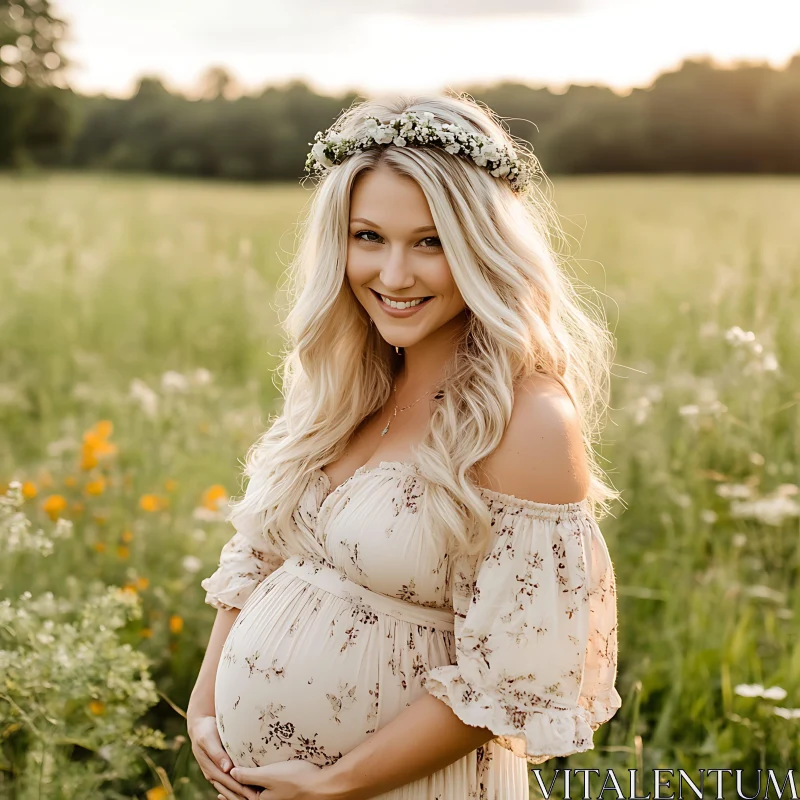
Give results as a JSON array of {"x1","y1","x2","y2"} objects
[{"x1": 474, "y1": 372, "x2": 591, "y2": 506}]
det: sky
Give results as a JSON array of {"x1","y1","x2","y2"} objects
[{"x1": 51, "y1": 0, "x2": 800, "y2": 99}]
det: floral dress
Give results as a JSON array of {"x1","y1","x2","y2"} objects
[{"x1": 200, "y1": 461, "x2": 621, "y2": 800}]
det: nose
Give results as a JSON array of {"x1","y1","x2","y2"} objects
[{"x1": 379, "y1": 244, "x2": 416, "y2": 292}]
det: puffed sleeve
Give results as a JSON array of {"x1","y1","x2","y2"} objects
[
  {"x1": 422, "y1": 492, "x2": 621, "y2": 764},
  {"x1": 199, "y1": 472, "x2": 286, "y2": 611}
]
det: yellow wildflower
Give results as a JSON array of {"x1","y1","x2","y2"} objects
[
  {"x1": 140, "y1": 627, "x2": 153, "y2": 638},
  {"x1": 202, "y1": 484, "x2": 228, "y2": 511},
  {"x1": 139, "y1": 494, "x2": 168, "y2": 512},
  {"x1": 169, "y1": 615, "x2": 184, "y2": 634},
  {"x1": 64, "y1": 475, "x2": 78, "y2": 488},
  {"x1": 93, "y1": 542, "x2": 107, "y2": 553},
  {"x1": 85, "y1": 476, "x2": 106, "y2": 496},
  {"x1": 89, "y1": 700, "x2": 106, "y2": 715},
  {"x1": 122, "y1": 584, "x2": 137, "y2": 595},
  {"x1": 146, "y1": 787, "x2": 169, "y2": 800},
  {"x1": 164, "y1": 478, "x2": 178, "y2": 492},
  {"x1": 116, "y1": 545, "x2": 130, "y2": 560},
  {"x1": 122, "y1": 529, "x2": 134, "y2": 543},
  {"x1": 136, "y1": 576, "x2": 149, "y2": 590},
  {"x1": 22, "y1": 481, "x2": 37, "y2": 499},
  {"x1": 42, "y1": 494, "x2": 68, "y2": 521}
]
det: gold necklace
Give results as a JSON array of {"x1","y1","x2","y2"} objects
[{"x1": 380, "y1": 381, "x2": 439, "y2": 437}]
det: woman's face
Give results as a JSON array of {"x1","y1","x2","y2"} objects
[{"x1": 346, "y1": 162, "x2": 467, "y2": 349}]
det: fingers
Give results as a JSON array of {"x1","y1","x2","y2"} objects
[
  {"x1": 211, "y1": 780, "x2": 246, "y2": 800},
  {"x1": 196, "y1": 753, "x2": 259, "y2": 799}
]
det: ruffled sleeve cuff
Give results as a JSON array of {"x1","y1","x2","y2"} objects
[
  {"x1": 200, "y1": 569, "x2": 264, "y2": 611},
  {"x1": 422, "y1": 665, "x2": 621, "y2": 765}
]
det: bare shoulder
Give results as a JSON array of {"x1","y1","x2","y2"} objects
[{"x1": 475, "y1": 373, "x2": 591, "y2": 505}]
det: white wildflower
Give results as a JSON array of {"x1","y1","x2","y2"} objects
[
  {"x1": 182, "y1": 555, "x2": 203, "y2": 574},
  {"x1": 129, "y1": 379, "x2": 159, "y2": 418},
  {"x1": 716, "y1": 483, "x2": 753, "y2": 500},
  {"x1": 161, "y1": 370, "x2": 189, "y2": 393},
  {"x1": 734, "y1": 683, "x2": 764, "y2": 697},
  {"x1": 774, "y1": 707, "x2": 800, "y2": 719},
  {"x1": 700, "y1": 509, "x2": 718, "y2": 524},
  {"x1": 762, "y1": 686, "x2": 788, "y2": 701}
]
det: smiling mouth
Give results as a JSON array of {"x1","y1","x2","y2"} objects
[{"x1": 369, "y1": 288, "x2": 433, "y2": 309}]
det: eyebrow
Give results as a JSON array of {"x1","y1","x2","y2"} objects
[{"x1": 350, "y1": 217, "x2": 437, "y2": 234}]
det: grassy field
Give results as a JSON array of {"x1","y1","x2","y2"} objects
[{"x1": 1, "y1": 172, "x2": 799, "y2": 798}]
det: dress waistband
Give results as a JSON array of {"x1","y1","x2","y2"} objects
[{"x1": 279, "y1": 554, "x2": 455, "y2": 632}]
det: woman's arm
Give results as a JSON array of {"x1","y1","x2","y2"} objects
[
  {"x1": 188, "y1": 607, "x2": 240, "y2": 718},
  {"x1": 312, "y1": 693, "x2": 495, "y2": 800}
]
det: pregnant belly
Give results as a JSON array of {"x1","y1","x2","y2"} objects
[{"x1": 214, "y1": 566, "x2": 456, "y2": 769}]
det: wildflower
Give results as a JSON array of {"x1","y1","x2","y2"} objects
[
  {"x1": 140, "y1": 628, "x2": 153, "y2": 638},
  {"x1": 122, "y1": 529, "x2": 134, "y2": 543},
  {"x1": 42, "y1": 494, "x2": 68, "y2": 521},
  {"x1": 89, "y1": 700, "x2": 106, "y2": 715},
  {"x1": 117, "y1": 545, "x2": 130, "y2": 560},
  {"x1": 169, "y1": 615, "x2": 184, "y2": 634},
  {"x1": 182, "y1": 555, "x2": 203, "y2": 574},
  {"x1": 716, "y1": 483, "x2": 754, "y2": 500},
  {"x1": 164, "y1": 478, "x2": 178, "y2": 492},
  {"x1": 146, "y1": 786, "x2": 170, "y2": 800},
  {"x1": 191, "y1": 368, "x2": 213, "y2": 387},
  {"x1": 137, "y1": 576, "x2": 149, "y2": 590},
  {"x1": 130, "y1": 378, "x2": 159, "y2": 418},
  {"x1": 64, "y1": 475, "x2": 78, "y2": 488},
  {"x1": 161, "y1": 370, "x2": 190, "y2": 393},
  {"x1": 139, "y1": 494, "x2": 168, "y2": 512},
  {"x1": 700, "y1": 509, "x2": 718, "y2": 524},
  {"x1": 202, "y1": 484, "x2": 228, "y2": 511},
  {"x1": 734, "y1": 683, "x2": 787, "y2": 700},
  {"x1": 93, "y1": 542, "x2": 107, "y2": 553},
  {"x1": 122, "y1": 584, "x2": 138, "y2": 595},
  {"x1": 774, "y1": 707, "x2": 800, "y2": 719},
  {"x1": 730, "y1": 496, "x2": 800, "y2": 526},
  {"x1": 22, "y1": 481, "x2": 37, "y2": 499},
  {"x1": 85, "y1": 476, "x2": 106, "y2": 496},
  {"x1": 734, "y1": 683, "x2": 764, "y2": 697}
]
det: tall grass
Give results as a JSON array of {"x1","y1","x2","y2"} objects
[{"x1": 1, "y1": 172, "x2": 798, "y2": 797}]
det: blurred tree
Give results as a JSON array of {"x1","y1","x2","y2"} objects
[
  {"x1": 0, "y1": 0, "x2": 72, "y2": 167},
  {"x1": 197, "y1": 65, "x2": 240, "y2": 101}
]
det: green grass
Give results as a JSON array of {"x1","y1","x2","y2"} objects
[{"x1": 1, "y1": 172, "x2": 799, "y2": 797}]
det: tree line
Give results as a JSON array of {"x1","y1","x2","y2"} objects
[{"x1": 2, "y1": 1, "x2": 800, "y2": 177}]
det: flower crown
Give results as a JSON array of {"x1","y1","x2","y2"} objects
[{"x1": 304, "y1": 110, "x2": 534, "y2": 193}]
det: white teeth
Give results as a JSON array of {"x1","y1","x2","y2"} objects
[{"x1": 379, "y1": 294, "x2": 429, "y2": 309}]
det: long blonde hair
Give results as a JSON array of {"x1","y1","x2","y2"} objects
[{"x1": 229, "y1": 91, "x2": 620, "y2": 562}]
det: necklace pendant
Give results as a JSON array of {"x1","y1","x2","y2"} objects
[{"x1": 380, "y1": 419, "x2": 390, "y2": 437}]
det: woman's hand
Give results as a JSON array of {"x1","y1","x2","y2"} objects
[
  {"x1": 215, "y1": 760, "x2": 328, "y2": 800},
  {"x1": 187, "y1": 712, "x2": 260, "y2": 800}
]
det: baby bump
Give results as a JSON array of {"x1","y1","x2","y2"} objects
[{"x1": 214, "y1": 569, "x2": 455, "y2": 769}]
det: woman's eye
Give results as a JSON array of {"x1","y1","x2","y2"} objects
[
  {"x1": 420, "y1": 237, "x2": 441, "y2": 248},
  {"x1": 354, "y1": 230, "x2": 381, "y2": 243}
]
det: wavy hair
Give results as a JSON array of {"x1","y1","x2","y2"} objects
[{"x1": 228, "y1": 90, "x2": 620, "y2": 563}]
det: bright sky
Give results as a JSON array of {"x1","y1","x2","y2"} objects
[{"x1": 52, "y1": 0, "x2": 800, "y2": 98}]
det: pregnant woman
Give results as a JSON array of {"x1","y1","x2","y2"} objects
[{"x1": 188, "y1": 93, "x2": 622, "y2": 800}]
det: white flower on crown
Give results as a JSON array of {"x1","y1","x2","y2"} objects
[
  {"x1": 311, "y1": 141, "x2": 333, "y2": 168},
  {"x1": 373, "y1": 127, "x2": 395, "y2": 145}
]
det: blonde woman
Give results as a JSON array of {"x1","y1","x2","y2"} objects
[{"x1": 188, "y1": 93, "x2": 622, "y2": 800}]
